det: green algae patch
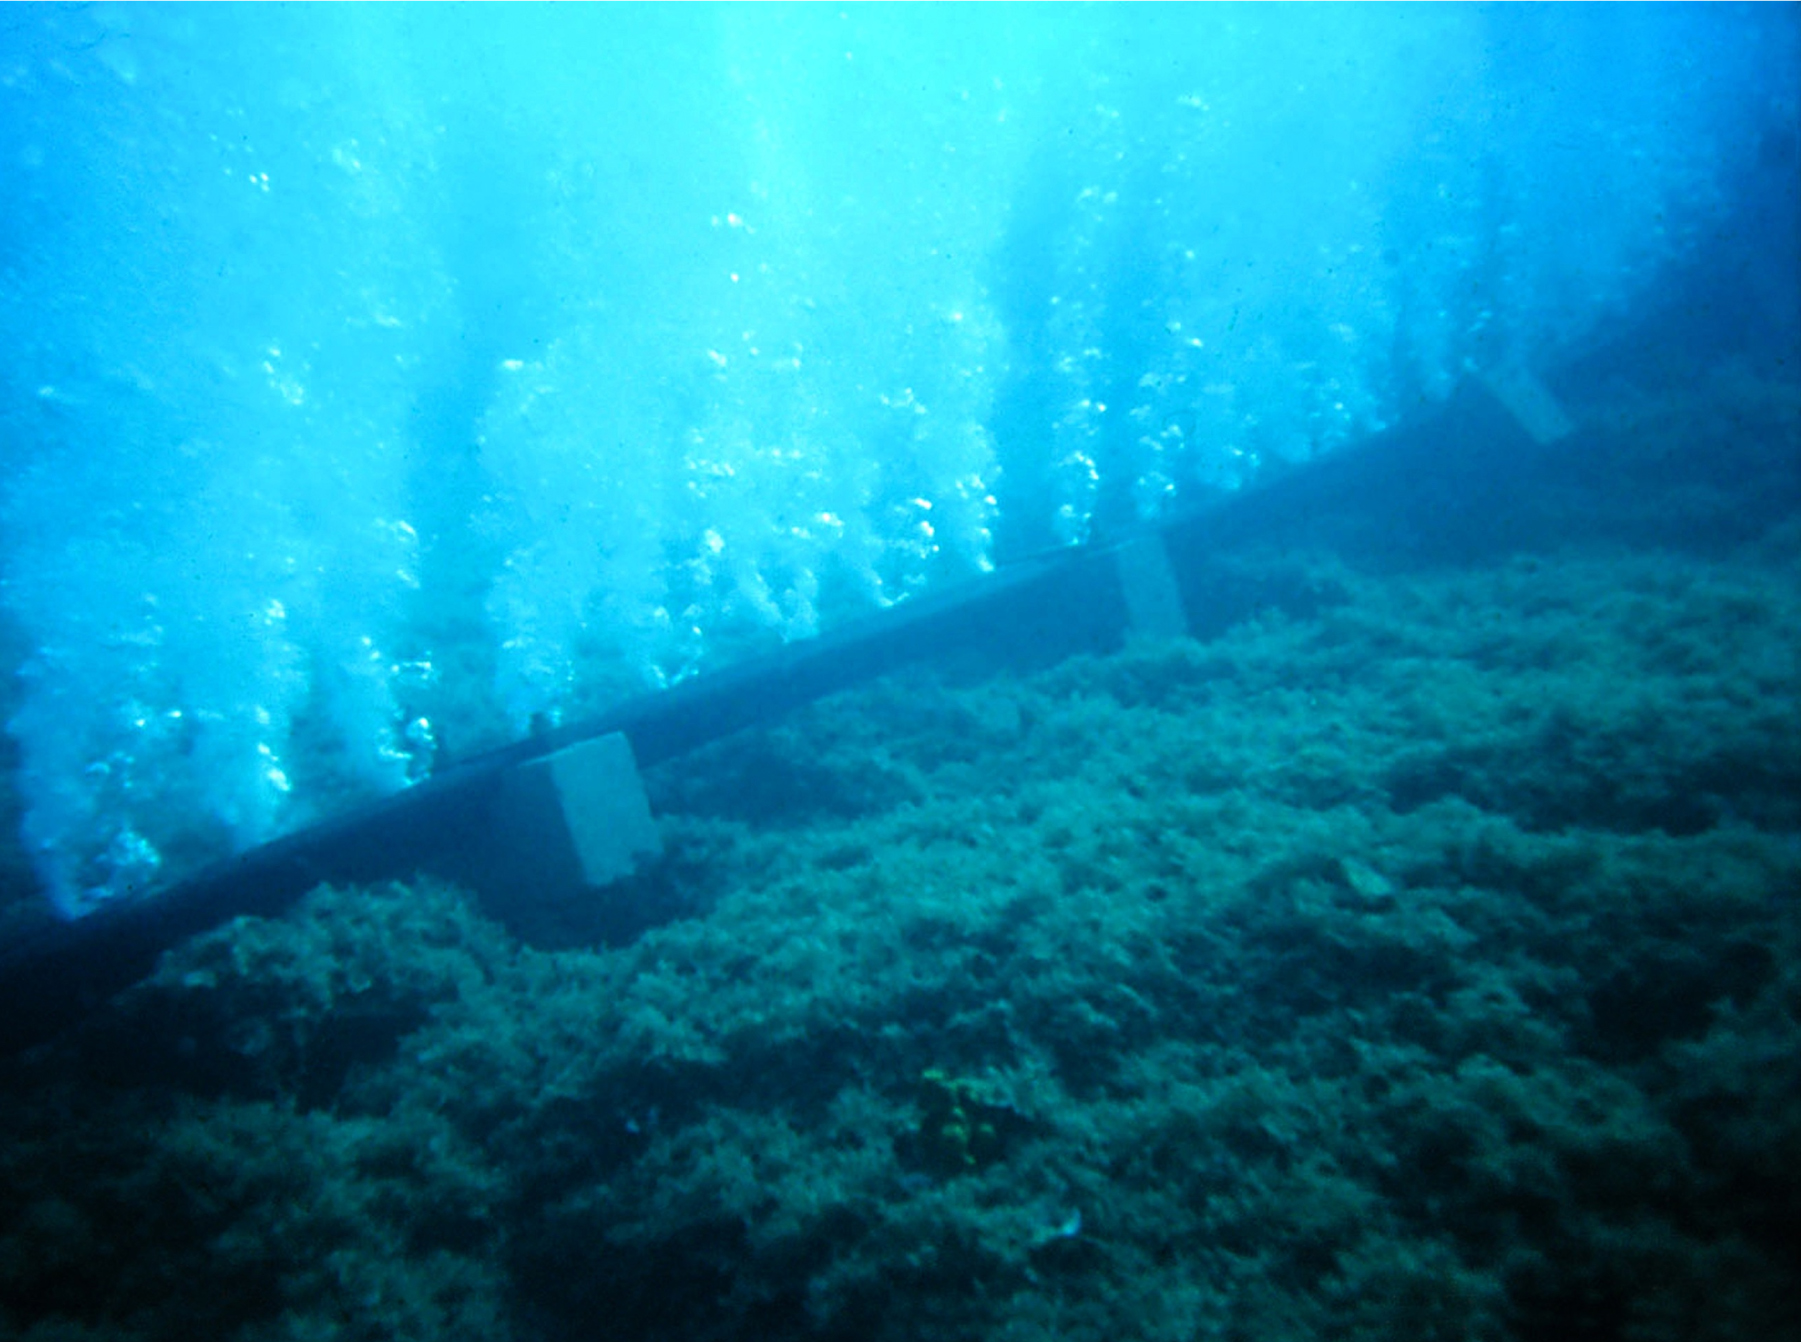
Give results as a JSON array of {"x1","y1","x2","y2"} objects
[{"x1": 907, "y1": 1069, "x2": 1025, "y2": 1178}]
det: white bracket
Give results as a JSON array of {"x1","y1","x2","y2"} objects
[
  {"x1": 1114, "y1": 530, "x2": 1190, "y2": 641},
  {"x1": 1482, "y1": 365, "x2": 1575, "y2": 446},
  {"x1": 496, "y1": 731, "x2": 662, "y2": 890}
]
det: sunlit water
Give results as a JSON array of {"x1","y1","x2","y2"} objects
[{"x1": 0, "y1": 5, "x2": 1789, "y2": 914}]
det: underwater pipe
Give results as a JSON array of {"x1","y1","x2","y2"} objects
[{"x1": 0, "y1": 374, "x2": 1556, "y2": 1058}]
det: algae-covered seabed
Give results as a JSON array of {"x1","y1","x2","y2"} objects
[{"x1": 2, "y1": 370, "x2": 1798, "y2": 1341}]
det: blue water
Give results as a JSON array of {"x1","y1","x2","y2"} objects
[{"x1": 0, "y1": 4, "x2": 1792, "y2": 916}]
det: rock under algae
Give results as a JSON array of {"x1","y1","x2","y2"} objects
[{"x1": 0, "y1": 373, "x2": 1798, "y2": 1342}]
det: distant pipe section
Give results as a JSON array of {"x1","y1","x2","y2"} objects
[{"x1": 0, "y1": 376, "x2": 1549, "y2": 1058}]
